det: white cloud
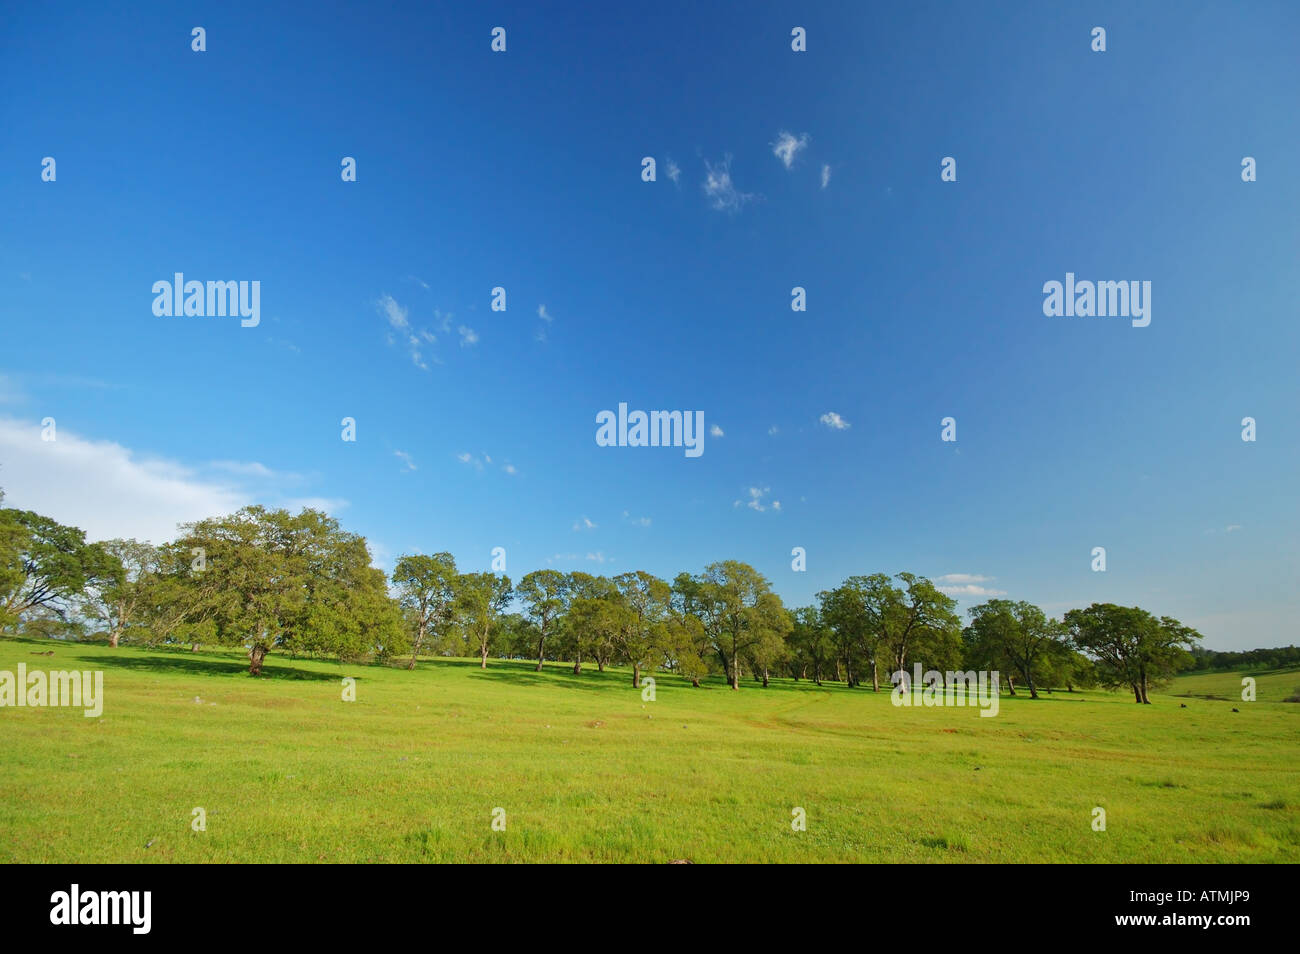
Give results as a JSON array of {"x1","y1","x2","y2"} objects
[
  {"x1": 458, "y1": 325, "x2": 479, "y2": 347},
  {"x1": 394, "y1": 450, "x2": 416, "y2": 472},
  {"x1": 502, "y1": 463, "x2": 517, "y2": 475},
  {"x1": 573, "y1": 516, "x2": 597, "y2": 531},
  {"x1": 935, "y1": 574, "x2": 1007, "y2": 598},
  {"x1": 378, "y1": 293, "x2": 409, "y2": 331},
  {"x1": 456, "y1": 451, "x2": 484, "y2": 472},
  {"x1": 820, "y1": 411, "x2": 850, "y2": 430},
  {"x1": 710, "y1": 424, "x2": 724, "y2": 438},
  {"x1": 622, "y1": 510, "x2": 651, "y2": 527},
  {"x1": 734, "y1": 486, "x2": 776, "y2": 513},
  {"x1": 935, "y1": 573, "x2": 993, "y2": 585},
  {"x1": 1225, "y1": 524, "x2": 1243, "y2": 533},
  {"x1": 378, "y1": 294, "x2": 440, "y2": 370},
  {"x1": 771, "y1": 131, "x2": 810, "y2": 170},
  {"x1": 0, "y1": 417, "x2": 348, "y2": 544},
  {"x1": 666, "y1": 158, "x2": 681, "y2": 184},
  {"x1": 702, "y1": 155, "x2": 755, "y2": 213},
  {"x1": 210, "y1": 460, "x2": 278, "y2": 479},
  {"x1": 767, "y1": 425, "x2": 779, "y2": 436},
  {"x1": 585, "y1": 551, "x2": 606, "y2": 564},
  {"x1": 820, "y1": 163, "x2": 831, "y2": 189},
  {"x1": 537, "y1": 304, "x2": 553, "y2": 322},
  {"x1": 937, "y1": 583, "x2": 1008, "y2": 598}
]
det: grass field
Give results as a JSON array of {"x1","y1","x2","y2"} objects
[{"x1": 1, "y1": 636, "x2": 1297, "y2": 863}]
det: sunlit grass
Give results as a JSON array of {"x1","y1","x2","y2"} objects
[{"x1": 1, "y1": 637, "x2": 1296, "y2": 862}]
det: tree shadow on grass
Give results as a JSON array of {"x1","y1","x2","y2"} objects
[
  {"x1": 70, "y1": 653, "x2": 344, "y2": 682},
  {"x1": 466, "y1": 667, "x2": 624, "y2": 693}
]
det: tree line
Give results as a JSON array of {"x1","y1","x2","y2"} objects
[{"x1": 1, "y1": 495, "x2": 1205, "y2": 700}]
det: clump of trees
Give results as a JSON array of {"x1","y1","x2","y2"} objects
[
  {"x1": 0, "y1": 488, "x2": 1208, "y2": 697},
  {"x1": 1188, "y1": 644, "x2": 1300, "y2": 672}
]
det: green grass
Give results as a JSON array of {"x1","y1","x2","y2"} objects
[{"x1": 1, "y1": 637, "x2": 1297, "y2": 863}]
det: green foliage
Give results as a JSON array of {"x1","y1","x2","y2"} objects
[
  {"x1": 963, "y1": 599, "x2": 1069, "y2": 698},
  {"x1": 1065, "y1": 603, "x2": 1202, "y2": 704},
  {"x1": 172, "y1": 506, "x2": 400, "y2": 674},
  {"x1": 454, "y1": 571, "x2": 513, "y2": 667},
  {"x1": 0, "y1": 505, "x2": 118, "y2": 626},
  {"x1": 390, "y1": 552, "x2": 457, "y2": 667}
]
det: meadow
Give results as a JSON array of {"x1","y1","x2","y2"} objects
[{"x1": 1, "y1": 636, "x2": 1297, "y2": 863}]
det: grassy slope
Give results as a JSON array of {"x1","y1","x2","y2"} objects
[{"x1": 1, "y1": 637, "x2": 1296, "y2": 863}]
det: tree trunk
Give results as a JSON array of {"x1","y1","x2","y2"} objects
[
  {"x1": 1006, "y1": 674, "x2": 1016, "y2": 696},
  {"x1": 632, "y1": 663, "x2": 640, "y2": 688},
  {"x1": 690, "y1": 674, "x2": 700, "y2": 687},
  {"x1": 1132, "y1": 683, "x2": 1143, "y2": 703},
  {"x1": 761, "y1": 666, "x2": 770, "y2": 688},
  {"x1": 108, "y1": 631, "x2": 121, "y2": 649},
  {"x1": 535, "y1": 630, "x2": 546, "y2": 672},
  {"x1": 249, "y1": 644, "x2": 268, "y2": 676},
  {"x1": 408, "y1": 626, "x2": 425, "y2": 670},
  {"x1": 1025, "y1": 667, "x2": 1038, "y2": 699},
  {"x1": 573, "y1": 648, "x2": 582, "y2": 675},
  {"x1": 871, "y1": 657, "x2": 879, "y2": 692}
]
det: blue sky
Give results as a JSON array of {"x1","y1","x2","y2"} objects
[{"x1": 2, "y1": 1, "x2": 1297, "y2": 649}]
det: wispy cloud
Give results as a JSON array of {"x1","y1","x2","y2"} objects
[
  {"x1": 573, "y1": 516, "x2": 598, "y2": 531},
  {"x1": 666, "y1": 158, "x2": 681, "y2": 185},
  {"x1": 378, "y1": 294, "x2": 437, "y2": 370},
  {"x1": 458, "y1": 325, "x2": 479, "y2": 347},
  {"x1": 378, "y1": 293, "x2": 409, "y2": 332},
  {"x1": 935, "y1": 574, "x2": 1007, "y2": 598},
  {"x1": 209, "y1": 460, "x2": 279, "y2": 479},
  {"x1": 820, "y1": 163, "x2": 831, "y2": 189},
  {"x1": 394, "y1": 450, "x2": 416, "y2": 472},
  {"x1": 456, "y1": 451, "x2": 484, "y2": 472},
  {"x1": 0, "y1": 417, "x2": 346, "y2": 543},
  {"x1": 535, "y1": 304, "x2": 554, "y2": 343},
  {"x1": 820, "y1": 411, "x2": 850, "y2": 430},
  {"x1": 702, "y1": 155, "x2": 755, "y2": 213},
  {"x1": 622, "y1": 510, "x2": 651, "y2": 527},
  {"x1": 710, "y1": 424, "x2": 724, "y2": 438},
  {"x1": 771, "y1": 131, "x2": 810, "y2": 170},
  {"x1": 734, "y1": 486, "x2": 779, "y2": 513}
]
